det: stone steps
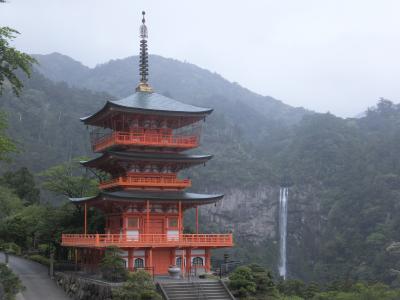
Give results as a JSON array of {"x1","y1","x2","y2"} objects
[{"x1": 159, "y1": 280, "x2": 235, "y2": 300}]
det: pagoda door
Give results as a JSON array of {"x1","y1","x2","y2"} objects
[{"x1": 148, "y1": 219, "x2": 164, "y2": 234}]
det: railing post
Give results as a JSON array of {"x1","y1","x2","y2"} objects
[{"x1": 95, "y1": 234, "x2": 100, "y2": 246}]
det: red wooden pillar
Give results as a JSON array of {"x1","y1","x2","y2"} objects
[
  {"x1": 146, "y1": 200, "x2": 150, "y2": 236},
  {"x1": 181, "y1": 250, "x2": 185, "y2": 275},
  {"x1": 195, "y1": 206, "x2": 199, "y2": 234},
  {"x1": 149, "y1": 248, "x2": 153, "y2": 274},
  {"x1": 128, "y1": 249, "x2": 133, "y2": 271},
  {"x1": 186, "y1": 248, "x2": 192, "y2": 276},
  {"x1": 170, "y1": 249, "x2": 175, "y2": 266},
  {"x1": 205, "y1": 248, "x2": 211, "y2": 272}
]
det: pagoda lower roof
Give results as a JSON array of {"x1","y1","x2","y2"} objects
[
  {"x1": 81, "y1": 91, "x2": 213, "y2": 126},
  {"x1": 70, "y1": 190, "x2": 223, "y2": 206},
  {"x1": 81, "y1": 151, "x2": 212, "y2": 173}
]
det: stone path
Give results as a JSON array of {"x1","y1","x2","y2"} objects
[{"x1": 2, "y1": 253, "x2": 70, "y2": 300}]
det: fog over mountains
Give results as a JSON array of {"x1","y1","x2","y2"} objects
[{"x1": 2, "y1": 53, "x2": 400, "y2": 283}]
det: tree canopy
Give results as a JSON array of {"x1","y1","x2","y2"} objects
[{"x1": 0, "y1": 27, "x2": 36, "y2": 96}]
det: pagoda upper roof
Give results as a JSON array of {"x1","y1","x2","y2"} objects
[
  {"x1": 81, "y1": 91, "x2": 213, "y2": 125},
  {"x1": 81, "y1": 151, "x2": 212, "y2": 173},
  {"x1": 69, "y1": 190, "x2": 223, "y2": 207}
]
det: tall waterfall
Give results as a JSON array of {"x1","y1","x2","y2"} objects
[{"x1": 278, "y1": 187, "x2": 289, "y2": 279}]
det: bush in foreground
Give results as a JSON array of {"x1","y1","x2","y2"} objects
[
  {"x1": 112, "y1": 270, "x2": 161, "y2": 300},
  {"x1": 0, "y1": 263, "x2": 24, "y2": 300},
  {"x1": 100, "y1": 246, "x2": 128, "y2": 282}
]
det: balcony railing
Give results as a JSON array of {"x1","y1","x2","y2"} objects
[
  {"x1": 61, "y1": 233, "x2": 233, "y2": 248},
  {"x1": 99, "y1": 173, "x2": 191, "y2": 190},
  {"x1": 92, "y1": 130, "x2": 198, "y2": 152}
]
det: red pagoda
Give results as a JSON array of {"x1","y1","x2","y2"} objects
[{"x1": 61, "y1": 12, "x2": 233, "y2": 276}]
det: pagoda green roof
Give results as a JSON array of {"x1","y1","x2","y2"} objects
[
  {"x1": 81, "y1": 91, "x2": 213, "y2": 124},
  {"x1": 70, "y1": 190, "x2": 223, "y2": 206},
  {"x1": 81, "y1": 151, "x2": 212, "y2": 173}
]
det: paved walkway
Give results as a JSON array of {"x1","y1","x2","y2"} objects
[{"x1": 2, "y1": 253, "x2": 70, "y2": 300}]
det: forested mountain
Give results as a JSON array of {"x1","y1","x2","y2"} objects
[
  {"x1": 33, "y1": 53, "x2": 309, "y2": 127},
  {"x1": 2, "y1": 53, "x2": 400, "y2": 286}
]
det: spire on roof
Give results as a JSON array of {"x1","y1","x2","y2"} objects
[{"x1": 136, "y1": 11, "x2": 153, "y2": 93}]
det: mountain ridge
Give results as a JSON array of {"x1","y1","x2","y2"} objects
[{"x1": 32, "y1": 52, "x2": 311, "y2": 126}]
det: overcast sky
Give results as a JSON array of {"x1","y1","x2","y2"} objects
[{"x1": 2, "y1": 0, "x2": 400, "y2": 117}]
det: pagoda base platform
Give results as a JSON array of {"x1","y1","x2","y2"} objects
[{"x1": 67, "y1": 245, "x2": 228, "y2": 275}]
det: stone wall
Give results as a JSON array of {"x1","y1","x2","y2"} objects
[{"x1": 54, "y1": 272, "x2": 121, "y2": 300}]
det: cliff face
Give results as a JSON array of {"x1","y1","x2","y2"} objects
[
  {"x1": 204, "y1": 187, "x2": 278, "y2": 243},
  {"x1": 200, "y1": 184, "x2": 323, "y2": 280}
]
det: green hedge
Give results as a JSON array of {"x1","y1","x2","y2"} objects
[
  {"x1": 28, "y1": 255, "x2": 50, "y2": 266},
  {"x1": 0, "y1": 243, "x2": 21, "y2": 255}
]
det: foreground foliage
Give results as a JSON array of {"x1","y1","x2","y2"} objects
[
  {"x1": 100, "y1": 246, "x2": 128, "y2": 282},
  {"x1": 0, "y1": 27, "x2": 36, "y2": 96},
  {"x1": 229, "y1": 265, "x2": 400, "y2": 300},
  {"x1": 0, "y1": 263, "x2": 24, "y2": 300},
  {"x1": 112, "y1": 270, "x2": 161, "y2": 300}
]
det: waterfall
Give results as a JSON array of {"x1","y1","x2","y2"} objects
[{"x1": 278, "y1": 187, "x2": 288, "y2": 279}]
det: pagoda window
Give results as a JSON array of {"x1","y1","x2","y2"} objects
[
  {"x1": 192, "y1": 257, "x2": 204, "y2": 266},
  {"x1": 127, "y1": 217, "x2": 139, "y2": 229},
  {"x1": 134, "y1": 258, "x2": 145, "y2": 269},
  {"x1": 168, "y1": 217, "x2": 178, "y2": 228},
  {"x1": 176, "y1": 257, "x2": 185, "y2": 267}
]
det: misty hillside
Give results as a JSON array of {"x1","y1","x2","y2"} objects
[{"x1": 33, "y1": 53, "x2": 309, "y2": 127}]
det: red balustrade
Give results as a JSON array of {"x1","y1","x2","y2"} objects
[
  {"x1": 61, "y1": 233, "x2": 233, "y2": 248},
  {"x1": 92, "y1": 130, "x2": 198, "y2": 152},
  {"x1": 99, "y1": 173, "x2": 191, "y2": 190}
]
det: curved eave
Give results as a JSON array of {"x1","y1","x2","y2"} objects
[
  {"x1": 81, "y1": 93, "x2": 213, "y2": 125},
  {"x1": 81, "y1": 151, "x2": 212, "y2": 169},
  {"x1": 69, "y1": 191, "x2": 223, "y2": 206}
]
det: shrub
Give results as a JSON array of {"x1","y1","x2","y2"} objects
[
  {"x1": 28, "y1": 254, "x2": 50, "y2": 266},
  {"x1": 37, "y1": 244, "x2": 49, "y2": 256},
  {"x1": 113, "y1": 270, "x2": 161, "y2": 300},
  {"x1": 0, "y1": 263, "x2": 24, "y2": 300},
  {"x1": 0, "y1": 242, "x2": 21, "y2": 255},
  {"x1": 100, "y1": 246, "x2": 128, "y2": 282},
  {"x1": 228, "y1": 266, "x2": 257, "y2": 298}
]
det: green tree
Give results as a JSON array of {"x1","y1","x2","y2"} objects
[
  {"x1": 0, "y1": 186, "x2": 23, "y2": 219},
  {"x1": 100, "y1": 246, "x2": 128, "y2": 282},
  {"x1": 248, "y1": 264, "x2": 279, "y2": 298},
  {"x1": 0, "y1": 27, "x2": 36, "y2": 96},
  {"x1": 0, "y1": 204, "x2": 47, "y2": 249},
  {"x1": 0, "y1": 112, "x2": 16, "y2": 161},
  {"x1": 113, "y1": 270, "x2": 161, "y2": 300},
  {"x1": 1, "y1": 167, "x2": 40, "y2": 205},
  {"x1": 39, "y1": 157, "x2": 98, "y2": 198},
  {"x1": 229, "y1": 266, "x2": 257, "y2": 298}
]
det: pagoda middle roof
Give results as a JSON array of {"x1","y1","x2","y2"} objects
[
  {"x1": 81, "y1": 151, "x2": 212, "y2": 173},
  {"x1": 70, "y1": 190, "x2": 223, "y2": 206},
  {"x1": 81, "y1": 91, "x2": 213, "y2": 124}
]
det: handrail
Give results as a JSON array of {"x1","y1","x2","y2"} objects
[
  {"x1": 61, "y1": 233, "x2": 233, "y2": 248},
  {"x1": 99, "y1": 173, "x2": 191, "y2": 190},
  {"x1": 92, "y1": 130, "x2": 199, "y2": 152},
  {"x1": 157, "y1": 282, "x2": 170, "y2": 300}
]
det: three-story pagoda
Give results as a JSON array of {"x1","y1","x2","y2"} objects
[{"x1": 61, "y1": 12, "x2": 233, "y2": 276}]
